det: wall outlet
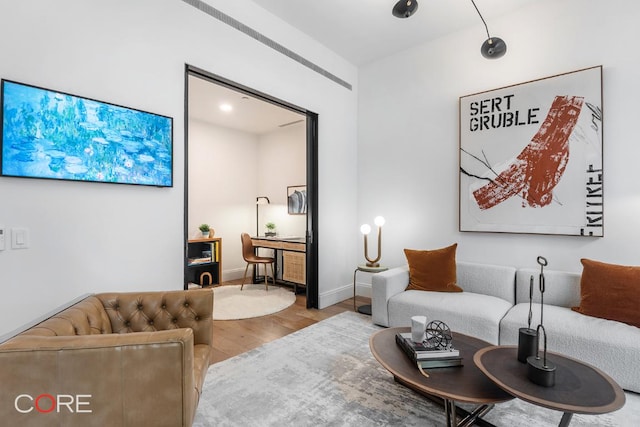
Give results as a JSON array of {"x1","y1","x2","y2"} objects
[{"x1": 0, "y1": 227, "x2": 5, "y2": 250}]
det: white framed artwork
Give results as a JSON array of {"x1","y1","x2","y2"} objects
[{"x1": 459, "y1": 66, "x2": 603, "y2": 237}]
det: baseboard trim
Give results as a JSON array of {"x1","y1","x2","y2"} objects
[
  {"x1": 223, "y1": 271, "x2": 370, "y2": 311},
  {"x1": 222, "y1": 268, "x2": 247, "y2": 282}
]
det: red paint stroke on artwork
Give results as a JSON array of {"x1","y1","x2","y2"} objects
[{"x1": 473, "y1": 95, "x2": 584, "y2": 210}]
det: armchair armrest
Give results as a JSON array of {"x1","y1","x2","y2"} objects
[
  {"x1": 372, "y1": 265, "x2": 409, "y2": 327},
  {"x1": 0, "y1": 329, "x2": 196, "y2": 426}
]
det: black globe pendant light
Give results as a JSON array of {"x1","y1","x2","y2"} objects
[
  {"x1": 480, "y1": 37, "x2": 507, "y2": 59},
  {"x1": 471, "y1": 0, "x2": 507, "y2": 59},
  {"x1": 392, "y1": 0, "x2": 418, "y2": 19},
  {"x1": 392, "y1": 0, "x2": 507, "y2": 59}
]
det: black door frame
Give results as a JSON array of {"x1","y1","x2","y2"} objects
[{"x1": 184, "y1": 64, "x2": 319, "y2": 308}]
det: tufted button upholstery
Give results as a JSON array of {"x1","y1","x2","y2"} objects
[
  {"x1": 97, "y1": 290, "x2": 213, "y2": 346},
  {"x1": 20, "y1": 296, "x2": 113, "y2": 337},
  {"x1": 0, "y1": 288, "x2": 214, "y2": 427}
]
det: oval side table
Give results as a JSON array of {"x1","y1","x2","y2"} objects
[{"x1": 474, "y1": 346, "x2": 625, "y2": 426}]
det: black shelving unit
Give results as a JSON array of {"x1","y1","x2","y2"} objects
[{"x1": 185, "y1": 237, "x2": 222, "y2": 289}]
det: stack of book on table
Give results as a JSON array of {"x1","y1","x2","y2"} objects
[{"x1": 395, "y1": 332, "x2": 462, "y2": 369}]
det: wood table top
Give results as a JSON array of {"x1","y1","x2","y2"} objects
[
  {"x1": 369, "y1": 327, "x2": 513, "y2": 405},
  {"x1": 474, "y1": 346, "x2": 626, "y2": 415}
]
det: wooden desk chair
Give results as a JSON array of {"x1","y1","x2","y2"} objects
[{"x1": 240, "y1": 233, "x2": 275, "y2": 291}]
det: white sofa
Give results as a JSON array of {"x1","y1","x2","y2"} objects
[
  {"x1": 372, "y1": 262, "x2": 640, "y2": 393},
  {"x1": 372, "y1": 262, "x2": 516, "y2": 345}
]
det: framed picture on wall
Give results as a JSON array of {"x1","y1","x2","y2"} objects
[
  {"x1": 287, "y1": 185, "x2": 307, "y2": 215},
  {"x1": 1, "y1": 79, "x2": 173, "y2": 187},
  {"x1": 459, "y1": 66, "x2": 603, "y2": 236}
]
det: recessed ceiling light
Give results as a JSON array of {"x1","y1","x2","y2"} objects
[{"x1": 219, "y1": 103, "x2": 233, "y2": 112}]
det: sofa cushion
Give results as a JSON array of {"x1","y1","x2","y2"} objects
[
  {"x1": 388, "y1": 290, "x2": 512, "y2": 344},
  {"x1": 404, "y1": 243, "x2": 462, "y2": 292},
  {"x1": 457, "y1": 261, "x2": 516, "y2": 304},
  {"x1": 572, "y1": 258, "x2": 640, "y2": 328},
  {"x1": 515, "y1": 268, "x2": 581, "y2": 307}
]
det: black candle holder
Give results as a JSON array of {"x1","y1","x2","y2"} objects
[
  {"x1": 527, "y1": 324, "x2": 556, "y2": 387},
  {"x1": 518, "y1": 327, "x2": 537, "y2": 363},
  {"x1": 517, "y1": 275, "x2": 537, "y2": 363},
  {"x1": 526, "y1": 256, "x2": 556, "y2": 387}
]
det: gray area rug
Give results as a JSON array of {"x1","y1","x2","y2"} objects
[{"x1": 194, "y1": 311, "x2": 639, "y2": 426}]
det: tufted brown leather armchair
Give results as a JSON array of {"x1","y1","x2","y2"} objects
[{"x1": 0, "y1": 288, "x2": 213, "y2": 427}]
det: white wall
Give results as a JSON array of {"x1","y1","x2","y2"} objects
[
  {"x1": 188, "y1": 119, "x2": 259, "y2": 279},
  {"x1": 257, "y1": 122, "x2": 307, "y2": 238},
  {"x1": 0, "y1": 0, "x2": 359, "y2": 335},
  {"x1": 358, "y1": 0, "x2": 640, "y2": 285},
  {"x1": 187, "y1": 119, "x2": 306, "y2": 281}
]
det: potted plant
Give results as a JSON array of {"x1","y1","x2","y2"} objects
[
  {"x1": 198, "y1": 223, "x2": 211, "y2": 238},
  {"x1": 265, "y1": 222, "x2": 276, "y2": 237}
]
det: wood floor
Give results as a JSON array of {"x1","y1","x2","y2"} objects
[{"x1": 210, "y1": 280, "x2": 369, "y2": 364}]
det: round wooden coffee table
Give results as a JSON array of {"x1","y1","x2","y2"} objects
[
  {"x1": 370, "y1": 327, "x2": 513, "y2": 427},
  {"x1": 474, "y1": 346, "x2": 626, "y2": 426}
]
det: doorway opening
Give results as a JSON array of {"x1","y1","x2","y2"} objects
[{"x1": 184, "y1": 65, "x2": 318, "y2": 308}]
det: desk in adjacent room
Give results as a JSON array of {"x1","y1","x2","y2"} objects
[{"x1": 251, "y1": 236, "x2": 306, "y2": 292}]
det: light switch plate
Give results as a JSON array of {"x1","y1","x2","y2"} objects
[
  {"x1": 11, "y1": 227, "x2": 29, "y2": 249},
  {"x1": 0, "y1": 226, "x2": 5, "y2": 250}
]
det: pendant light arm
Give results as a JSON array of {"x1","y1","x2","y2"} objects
[{"x1": 471, "y1": 0, "x2": 491, "y2": 40}]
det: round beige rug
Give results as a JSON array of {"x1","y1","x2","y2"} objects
[{"x1": 213, "y1": 284, "x2": 296, "y2": 320}]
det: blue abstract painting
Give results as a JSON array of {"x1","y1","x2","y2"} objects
[{"x1": 1, "y1": 80, "x2": 173, "y2": 187}]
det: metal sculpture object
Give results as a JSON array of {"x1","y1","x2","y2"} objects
[
  {"x1": 423, "y1": 320, "x2": 453, "y2": 350},
  {"x1": 517, "y1": 274, "x2": 538, "y2": 363},
  {"x1": 527, "y1": 256, "x2": 557, "y2": 387}
]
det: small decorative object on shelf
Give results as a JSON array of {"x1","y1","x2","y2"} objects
[
  {"x1": 198, "y1": 223, "x2": 211, "y2": 238},
  {"x1": 527, "y1": 256, "x2": 556, "y2": 387},
  {"x1": 518, "y1": 275, "x2": 538, "y2": 363},
  {"x1": 265, "y1": 222, "x2": 276, "y2": 237},
  {"x1": 199, "y1": 271, "x2": 213, "y2": 287}
]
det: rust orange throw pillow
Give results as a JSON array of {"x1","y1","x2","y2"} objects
[
  {"x1": 572, "y1": 259, "x2": 640, "y2": 328},
  {"x1": 404, "y1": 244, "x2": 462, "y2": 292}
]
